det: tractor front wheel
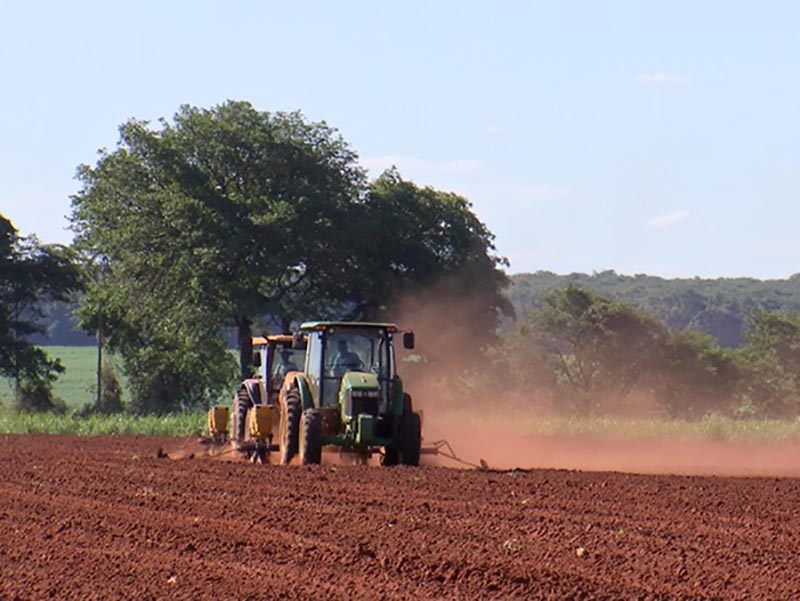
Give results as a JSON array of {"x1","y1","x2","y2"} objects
[
  {"x1": 280, "y1": 390, "x2": 301, "y2": 465},
  {"x1": 300, "y1": 409, "x2": 323, "y2": 465},
  {"x1": 231, "y1": 388, "x2": 251, "y2": 445}
]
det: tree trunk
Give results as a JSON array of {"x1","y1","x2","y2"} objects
[{"x1": 236, "y1": 315, "x2": 253, "y2": 381}]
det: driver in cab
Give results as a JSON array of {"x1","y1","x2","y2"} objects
[{"x1": 333, "y1": 339, "x2": 363, "y2": 376}]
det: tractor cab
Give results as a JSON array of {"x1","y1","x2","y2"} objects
[
  {"x1": 252, "y1": 335, "x2": 306, "y2": 402},
  {"x1": 299, "y1": 322, "x2": 413, "y2": 411}
]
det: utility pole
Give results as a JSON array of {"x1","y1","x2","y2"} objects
[{"x1": 96, "y1": 301, "x2": 103, "y2": 408}]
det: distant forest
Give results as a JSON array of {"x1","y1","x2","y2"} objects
[
  {"x1": 39, "y1": 270, "x2": 800, "y2": 349},
  {"x1": 508, "y1": 271, "x2": 800, "y2": 347},
  {"x1": 30, "y1": 301, "x2": 94, "y2": 346}
]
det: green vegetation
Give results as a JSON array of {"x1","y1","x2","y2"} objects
[
  {"x1": 508, "y1": 270, "x2": 800, "y2": 347},
  {"x1": 0, "y1": 346, "x2": 115, "y2": 410},
  {"x1": 487, "y1": 286, "x2": 800, "y2": 419},
  {"x1": 4, "y1": 101, "x2": 800, "y2": 426},
  {"x1": 0, "y1": 409, "x2": 204, "y2": 436},
  {"x1": 0, "y1": 214, "x2": 81, "y2": 411}
]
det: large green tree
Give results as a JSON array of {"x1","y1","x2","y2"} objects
[
  {"x1": 349, "y1": 169, "x2": 510, "y2": 321},
  {"x1": 655, "y1": 329, "x2": 740, "y2": 417},
  {"x1": 72, "y1": 102, "x2": 364, "y2": 383},
  {"x1": 0, "y1": 213, "x2": 80, "y2": 409}
]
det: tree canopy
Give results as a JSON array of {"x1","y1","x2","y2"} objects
[
  {"x1": 0, "y1": 213, "x2": 80, "y2": 408},
  {"x1": 70, "y1": 101, "x2": 511, "y2": 411},
  {"x1": 72, "y1": 102, "x2": 364, "y2": 383}
]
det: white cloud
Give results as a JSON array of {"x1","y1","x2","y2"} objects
[
  {"x1": 635, "y1": 72, "x2": 692, "y2": 86},
  {"x1": 361, "y1": 155, "x2": 487, "y2": 177},
  {"x1": 645, "y1": 210, "x2": 689, "y2": 230}
]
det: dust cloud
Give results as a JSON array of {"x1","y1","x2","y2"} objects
[
  {"x1": 421, "y1": 416, "x2": 800, "y2": 477},
  {"x1": 393, "y1": 290, "x2": 800, "y2": 478}
]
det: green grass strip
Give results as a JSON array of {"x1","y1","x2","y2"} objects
[{"x1": 0, "y1": 409, "x2": 206, "y2": 437}]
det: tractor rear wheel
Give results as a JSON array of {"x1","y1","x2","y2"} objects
[
  {"x1": 280, "y1": 390, "x2": 301, "y2": 465},
  {"x1": 300, "y1": 409, "x2": 323, "y2": 465},
  {"x1": 400, "y1": 409, "x2": 421, "y2": 466}
]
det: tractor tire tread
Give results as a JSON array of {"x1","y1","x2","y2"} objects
[
  {"x1": 300, "y1": 408, "x2": 323, "y2": 465},
  {"x1": 280, "y1": 391, "x2": 301, "y2": 465}
]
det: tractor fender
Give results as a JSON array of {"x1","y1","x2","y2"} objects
[
  {"x1": 281, "y1": 372, "x2": 314, "y2": 411},
  {"x1": 240, "y1": 378, "x2": 263, "y2": 407}
]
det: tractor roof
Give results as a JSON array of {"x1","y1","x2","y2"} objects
[
  {"x1": 251, "y1": 334, "x2": 294, "y2": 346},
  {"x1": 299, "y1": 321, "x2": 399, "y2": 332}
]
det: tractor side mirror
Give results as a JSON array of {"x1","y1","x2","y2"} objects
[
  {"x1": 292, "y1": 332, "x2": 307, "y2": 350},
  {"x1": 403, "y1": 331, "x2": 415, "y2": 350},
  {"x1": 252, "y1": 352, "x2": 262, "y2": 368}
]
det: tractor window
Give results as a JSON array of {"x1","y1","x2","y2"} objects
[
  {"x1": 318, "y1": 328, "x2": 392, "y2": 408},
  {"x1": 324, "y1": 329, "x2": 389, "y2": 379},
  {"x1": 305, "y1": 331, "x2": 324, "y2": 400},
  {"x1": 270, "y1": 348, "x2": 305, "y2": 390},
  {"x1": 254, "y1": 347, "x2": 268, "y2": 379}
]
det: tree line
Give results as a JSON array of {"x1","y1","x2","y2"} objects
[
  {"x1": 482, "y1": 285, "x2": 800, "y2": 419},
  {"x1": 509, "y1": 270, "x2": 800, "y2": 347}
]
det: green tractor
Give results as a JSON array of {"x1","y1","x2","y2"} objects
[{"x1": 278, "y1": 321, "x2": 421, "y2": 466}]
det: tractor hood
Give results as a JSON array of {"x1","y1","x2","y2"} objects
[
  {"x1": 340, "y1": 371, "x2": 380, "y2": 392},
  {"x1": 339, "y1": 371, "x2": 381, "y2": 422}
]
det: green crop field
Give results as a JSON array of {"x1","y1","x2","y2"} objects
[
  {"x1": 0, "y1": 346, "x2": 111, "y2": 410},
  {"x1": 0, "y1": 345, "x2": 208, "y2": 436}
]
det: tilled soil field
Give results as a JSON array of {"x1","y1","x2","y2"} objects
[{"x1": 2, "y1": 435, "x2": 800, "y2": 600}]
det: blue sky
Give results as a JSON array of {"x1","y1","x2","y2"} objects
[{"x1": 2, "y1": 1, "x2": 798, "y2": 278}]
